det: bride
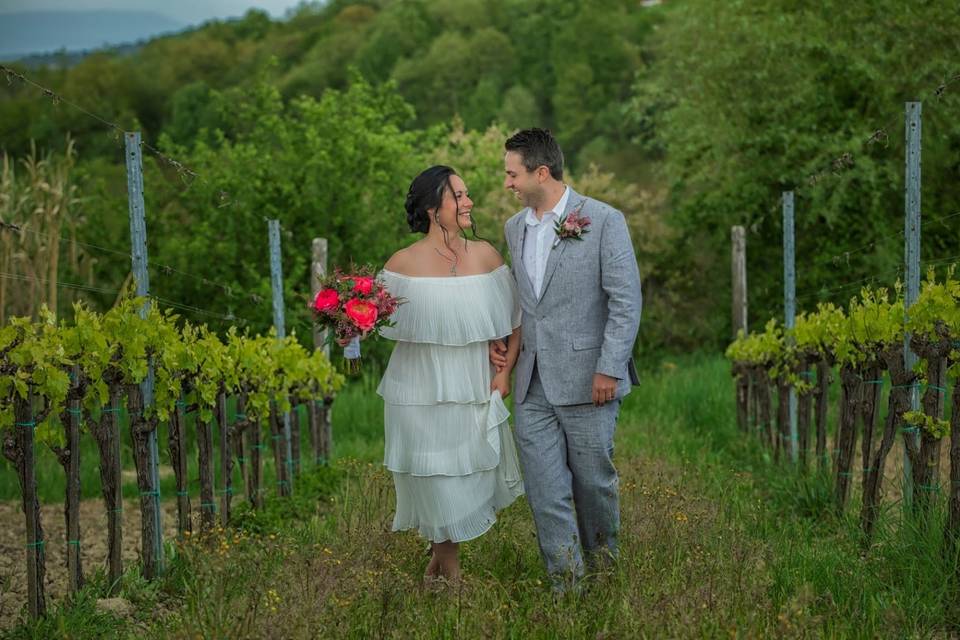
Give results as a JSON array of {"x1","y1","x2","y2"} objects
[{"x1": 377, "y1": 165, "x2": 524, "y2": 582}]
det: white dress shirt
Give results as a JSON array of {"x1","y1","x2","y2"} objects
[{"x1": 522, "y1": 186, "x2": 570, "y2": 299}]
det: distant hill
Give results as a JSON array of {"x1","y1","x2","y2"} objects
[
  {"x1": 0, "y1": 10, "x2": 186, "y2": 62},
  {"x1": 7, "y1": 43, "x2": 146, "y2": 70}
]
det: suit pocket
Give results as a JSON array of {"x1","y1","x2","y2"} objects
[{"x1": 572, "y1": 336, "x2": 603, "y2": 351}]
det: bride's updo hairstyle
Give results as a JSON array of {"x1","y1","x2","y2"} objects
[{"x1": 405, "y1": 165, "x2": 456, "y2": 234}]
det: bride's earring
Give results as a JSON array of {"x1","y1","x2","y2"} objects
[{"x1": 434, "y1": 211, "x2": 440, "y2": 223}]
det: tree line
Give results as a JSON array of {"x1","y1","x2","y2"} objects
[{"x1": 1, "y1": 0, "x2": 958, "y2": 358}]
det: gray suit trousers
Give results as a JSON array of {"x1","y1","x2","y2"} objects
[{"x1": 514, "y1": 365, "x2": 621, "y2": 584}]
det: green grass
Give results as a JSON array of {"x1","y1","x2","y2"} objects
[
  {"x1": 621, "y1": 354, "x2": 960, "y2": 636},
  {"x1": 4, "y1": 353, "x2": 960, "y2": 638}
]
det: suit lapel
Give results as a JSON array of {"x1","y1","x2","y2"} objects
[
  {"x1": 538, "y1": 188, "x2": 582, "y2": 302},
  {"x1": 512, "y1": 212, "x2": 536, "y2": 299}
]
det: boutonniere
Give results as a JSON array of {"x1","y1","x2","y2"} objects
[{"x1": 553, "y1": 201, "x2": 591, "y2": 247}]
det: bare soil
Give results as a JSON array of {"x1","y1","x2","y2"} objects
[{"x1": 0, "y1": 496, "x2": 184, "y2": 631}]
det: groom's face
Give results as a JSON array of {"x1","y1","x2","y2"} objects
[{"x1": 504, "y1": 151, "x2": 542, "y2": 208}]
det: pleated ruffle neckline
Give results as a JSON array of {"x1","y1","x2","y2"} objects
[{"x1": 377, "y1": 265, "x2": 521, "y2": 346}]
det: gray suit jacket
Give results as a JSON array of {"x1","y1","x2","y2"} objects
[{"x1": 505, "y1": 187, "x2": 642, "y2": 406}]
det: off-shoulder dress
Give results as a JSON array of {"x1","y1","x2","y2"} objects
[{"x1": 377, "y1": 265, "x2": 525, "y2": 542}]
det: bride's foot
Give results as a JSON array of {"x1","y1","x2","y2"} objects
[
  {"x1": 423, "y1": 541, "x2": 460, "y2": 586},
  {"x1": 442, "y1": 569, "x2": 462, "y2": 586},
  {"x1": 423, "y1": 548, "x2": 441, "y2": 581}
]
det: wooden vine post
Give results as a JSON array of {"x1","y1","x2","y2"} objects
[
  {"x1": 796, "y1": 356, "x2": 814, "y2": 471},
  {"x1": 948, "y1": 360, "x2": 960, "y2": 551},
  {"x1": 217, "y1": 387, "x2": 233, "y2": 525},
  {"x1": 91, "y1": 381, "x2": 125, "y2": 593},
  {"x1": 128, "y1": 379, "x2": 162, "y2": 578},
  {"x1": 197, "y1": 405, "x2": 217, "y2": 535},
  {"x1": 1, "y1": 320, "x2": 70, "y2": 618},
  {"x1": 290, "y1": 396, "x2": 301, "y2": 479},
  {"x1": 8, "y1": 391, "x2": 46, "y2": 619},
  {"x1": 833, "y1": 363, "x2": 861, "y2": 513},
  {"x1": 169, "y1": 392, "x2": 192, "y2": 536},
  {"x1": 857, "y1": 359, "x2": 883, "y2": 490},
  {"x1": 813, "y1": 357, "x2": 832, "y2": 472},
  {"x1": 231, "y1": 394, "x2": 250, "y2": 513},
  {"x1": 54, "y1": 365, "x2": 84, "y2": 593}
]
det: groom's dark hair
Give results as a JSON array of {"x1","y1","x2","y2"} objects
[{"x1": 505, "y1": 128, "x2": 564, "y2": 180}]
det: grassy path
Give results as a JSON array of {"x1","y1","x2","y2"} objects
[{"x1": 4, "y1": 355, "x2": 959, "y2": 638}]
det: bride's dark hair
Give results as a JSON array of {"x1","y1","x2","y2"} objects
[
  {"x1": 404, "y1": 166, "x2": 489, "y2": 271},
  {"x1": 405, "y1": 165, "x2": 455, "y2": 234}
]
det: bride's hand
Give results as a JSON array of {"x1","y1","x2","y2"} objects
[
  {"x1": 489, "y1": 339, "x2": 507, "y2": 371},
  {"x1": 491, "y1": 370, "x2": 511, "y2": 399}
]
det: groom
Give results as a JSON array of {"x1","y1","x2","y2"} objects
[{"x1": 491, "y1": 128, "x2": 642, "y2": 589}]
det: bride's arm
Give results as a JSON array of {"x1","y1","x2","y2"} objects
[{"x1": 491, "y1": 326, "x2": 521, "y2": 397}]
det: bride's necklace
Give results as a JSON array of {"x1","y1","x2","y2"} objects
[{"x1": 433, "y1": 245, "x2": 459, "y2": 276}]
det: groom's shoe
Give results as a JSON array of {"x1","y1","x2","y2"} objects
[
  {"x1": 585, "y1": 546, "x2": 618, "y2": 575},
  {"x1": 548, "y1": 567, "x2": 585, "y2": 600}
]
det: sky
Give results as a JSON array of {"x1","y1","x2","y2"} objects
[
  {"x1": 0, "y1": 0, "x2": 305, "y2": 24},
  {"x1": 0, "y1": 0, "x2": 311, "y2": 58}
]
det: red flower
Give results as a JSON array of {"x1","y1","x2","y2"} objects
[
  {"x1": 344, "y1": 298, "x2": 378, "y2": 331},
  {"x1": 312, "y1": 288, "x2": 340, "y2": 314},
  {"x1": 351, "y1": 276, "x2": 374, "y2": 295}
]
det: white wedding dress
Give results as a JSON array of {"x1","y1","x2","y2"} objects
[{"x1": 376, "y1": 264, "x2": 525, "y2": 543}]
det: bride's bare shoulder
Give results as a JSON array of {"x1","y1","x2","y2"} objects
[
  {"x1": 383, "y1": 247, "x2": 412, "y2": 274},
  {"x1": 468, "y1": 239, "x2": 505, "y2": 270},
  {"x1": 384, "y1": 243, "x2": 426, "y2": 274}
]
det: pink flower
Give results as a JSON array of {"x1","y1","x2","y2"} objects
[
  {"x1": 351, "y1": 276, "x2": 374, "y2": 295},
  {"x1": 554, "y1": 204, "x2": 591, "y2": 242},
  {"x1": 344, "y1": 298, "x2": 378, "y2": 332},
  {"x1": 312, "y1": 288, "x2": 340, "y2": 314}
]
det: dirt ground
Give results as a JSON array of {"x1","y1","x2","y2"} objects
[
  {"x1": 801, "y1": 433, "x2": 940, "y2": 506},
  {"x1": 0, "y1": 495, "x2": 184, "y2": 631}
]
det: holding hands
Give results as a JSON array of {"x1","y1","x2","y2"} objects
[
  {"x1": 489, "y1": 339, "x2": 508, "y2": 371},
  {"x1": 489, "y1": 337, "x2": 515, "y2": 398}
]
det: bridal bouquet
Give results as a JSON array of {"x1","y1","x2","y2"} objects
[{"x1": 311, "y1": 267, "x2": 401, "y2": 372}]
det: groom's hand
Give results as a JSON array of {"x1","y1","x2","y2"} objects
[
  {"x1": 489, "y1": 339, "x2": 508, "y2": 371},
  {"x1": 592, "y1": 373, "x2": 618, "y2": 406}
]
